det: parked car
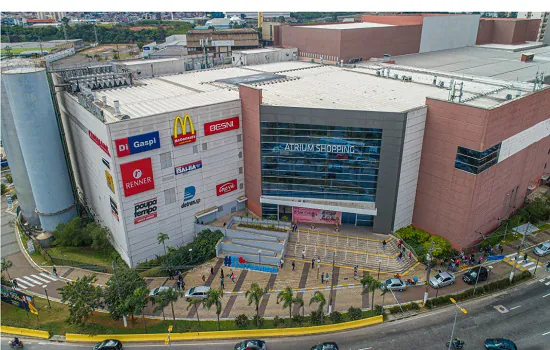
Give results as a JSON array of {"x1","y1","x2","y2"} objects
[
  {"x1": 383, "y1": 278, "x2": 407, "y2": 291},
  {"x1": 311, "y1": 342, "x2": 339, "y2": 350},
  {"x1": 184, "y1": 286, "x2": 210, "y2": 301},
  {"x1": 149, "y1": 286, "x2": 171, "y2": 297},
  {"x1": 93, "y1": 339, "x2": 123, "y2": 350},
  {"x1": 463, "y1": 266, "x2": 488, "y2": 284},
  {"x1": 533, "y1": 242, "x2": 550, "y2": 257},
  {"x1": 484, "y1": 338, "x2": 517, "y2": 350},
  {"x1": 429, "y1": 272, "x2": 455, "y2": 289},
  {"x1": 234, "y1": 339, "x2": 266, "y2": 350}
]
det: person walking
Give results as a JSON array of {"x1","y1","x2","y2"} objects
[
  {"x1": 316, "y1": 257, "x2": 321, "y2": 268},
  {"x1": 292, "y1": 261, "x2": 296, "y2": 271},
  {"x1": 321, "y1": 272, "x2": 325, "y2": 284},
  {"x1": 280, "y1": 259, "x2": 284, "y2": 269},
  {"x1": 478, "y1": 256, "x2": 483, "y2": 265},
  {"x1": 398, "y1": 251, "x2": 403, "y2": 261},
  {"x1": 210, "y1": 266, "x2": 214, "y2": 275},
  {"x1": 311, "y1": 258, "x2": 315, "y2": 269},
  {"x1": 53, "y1": 266, "x2": 58, "y2": 277},
  {"x1": 302, "y1": 249, "x2": 306, "y2": 259},
  {"x1": 408, "y1": 251, "x2": 413, "y2": 260},
  {"x1": 499, "y1": 245, "x2": 504, "y2": 255},
  {"x1": 11, "y1": 279, "x2": 18, "y2": 290},
  {"x1": 220, "y1": 268, "x2": 225, "y2": 280},
  {"x1": 220, "y1": 277, "x2": 225, "y2": 290},
  {"x1": 325, "y1": 272, "x2": 329, "y2": 284},
  {"x1": 168, "y1": 269, "x2": 173, "y2": 280},
  {"x1": 523, "y1": 253, "x2": 528, "y2": 263},
  {"x1": 230, "y1": 271, "x2": 235, "y2": 283},
  {"x1": 382, "y1": 240, "x2": 387, "y2": 250},
  {"x1": 402, "y1": 246, "x2": 406, "y2": 255},
  {"x1": 176, "y1": 280, "x2": 181, "y2": 290},
  {"x1": 202, "y1": 275, "x2": 206, "y2": 284},
  {"x1": 181, "y1": 280, "x2": 185, "y2": 291}
]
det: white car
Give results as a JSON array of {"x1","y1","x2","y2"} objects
[
  {"x1": 383, "y1": 278, "x2": 407, "y2": 292},
  {"x1": 429, "y1": 272, "x2": 455, "y2": 289},
  {"x1": 149, "y1": 286, "x2": 171, "y2": 297},
  {"x1": 184, "y1": 286, "x2": 210, "y2": 301},
  {"x1": 533, "y1": 242, "x2": 550, "y2": 257}
]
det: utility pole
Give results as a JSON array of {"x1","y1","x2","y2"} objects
[
  {"x1": 509, "y1": 212, "x2": 530, "y2": 282},
  {"x1": 448, "y1": 298, "x2": 467, "y2": 350},
  {"x1": 94, "y1": 23, "x2": 99, "y2": 45},
  {"x1": 423, "y1": 240, "x2": 434, "y2": 305},
  {"x1": 328, "y1": 251, "x2": 336, "y2": 314},
  {"x1": 112, "y1": 261, "x2": 128, "y2": 327}
]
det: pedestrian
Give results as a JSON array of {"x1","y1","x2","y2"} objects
[
  {"x1": 182, "y1": 280, "x2": 185, "y2": 291},
  {"x1": 280, "y1": 259, "x2": 284, "y2": 269},
  {"x1": 517, "y1": 245, "x2": 521, "y2": 255},
  {"x1": 398, "y1": 239, "x2": 403, "y2": 249},
  {"x1": 316, "y1": 257, "x2": 320, "y2": 267},
  {"x1": 227, "y1": 256, "x2": 232, "y2": 267},
  {"x1": 325, "y1": 272, "x2": 329, "y2": 284},
  {"x1": 169, "y1": 269, "x2": 173, "y2": 280},
  {"x1": 446, "y1": 262, "x2": 452, "y2": 271},
  {"x1": 223, "y1": 222, "x2": 226, "y2": 227},
  {"x1": 402, "y1": 246, "x2": 406, "y2": 255},
  {"x1": 178, "y1": 273, "x2": 183, "y2": 282},
  {"x1": 221, "y1": 277, "x2": 225, "y2": 289},
  {"x1": 408, "y1": 251, "x2": 413, "y2": 260},
  {"x1": 478, "y1": 256, "x2": 483, "y2": 265},
  {"x1": 499, "y1": 245, "x2": 504, "y2": 255},
  {"x1": 221, "y1": 268, "x2": 225, "y2": 279},
  {"x1": 398, "y1": 251, "x2": 403, "y2": 261},
  {"x1": 53, "y1": 266, "x2": 58, "y2": 276},
  {"x1": 11, "y1": 279, "x2": 18, "y2": 290},
  {"x1": 312, "y1": 258, "x2": 315, "y2": 269},
  {"x1": 382, "y1": 240, "x2": 387, "y2": 250},
  {"x1": 210, "y1": 266, "x2": 214, "y2": 275},
  {"x1": 321, "y1": 273, "x2": 325, "y2": 284},
  {"x1": 456, "y1": 258, "x2": 461, "y2": 267},
  {"x1": 230, "y1": 271, "x2": 235, "y2": 283},
  {"x1": 439, "y1": 259, "x2": 443, "y2": 266},
  {"x1": 177, "y1": 280, "x2": 181, "y2": 290},
  {"x1": 302, "y1": 249, "x2": 306, "y2": 259},
  {"x1": 292, "y1": 261, "x2": 296, "y2": 271},
  {"x1": 202, "y1": 275, "x2": 206, "y2": 284},
  {"x1": 451, "y1": 262, "x2": 456, "y2": 272},
  {"x1": 523, "y1": 253, "x2": 528, "y2": 262}
]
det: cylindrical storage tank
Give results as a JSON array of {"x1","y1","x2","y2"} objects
[
  {"x1": 3, "y1": 67, "x2": 77, "y2": 232},
  {"x1": 0, "y1": 76, "x2": 40, "y2": 226}
]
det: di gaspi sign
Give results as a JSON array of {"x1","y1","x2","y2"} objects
[{"x1": 172, "y1": 114, "x2": 197, "y2": 146}]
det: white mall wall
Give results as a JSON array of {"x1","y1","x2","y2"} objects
[{"x1": 419, "y1": 15, "x2": 481, "y2": 53}]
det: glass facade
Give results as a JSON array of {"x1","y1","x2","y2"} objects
[
  {"x1": 260, "y1": 121, "x2": 382, "y2": 226},
  {"x1": 454, "y1": 143, "x2": 501, "y2": 175}
]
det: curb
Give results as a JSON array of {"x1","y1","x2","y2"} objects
[
  {"x1": 65, "y1": 315, "x2": 383, "y2": 343},
  {"x1": 0, "y1": 325, "x2": 50, "y2": 339}
]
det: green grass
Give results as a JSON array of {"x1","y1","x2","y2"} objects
[
  {"x1": 47, "y1": 246, "x2": 114, "y2": 269},
  {"x1": 1, "y1": 294, "x2": 379, "y2": 336},
  {"x1": 0, "y1": 47, "x2": 52, "y2": 54},
  {"x1": 536, "y1": 223, "x2": 550, "y2": 232}
]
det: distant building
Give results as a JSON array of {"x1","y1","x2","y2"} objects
[
  {"x1": 187, "y1": 28, "x2": 259, "y2": 58},
  {"x1": 225, "y1": 12, "x2": 291, "y2": 20},
  {"x1": 204, "y1": 17, "x2": 245, "y2": 30},
  {"x1": 518, "y1": 12, "x2": 549, "y2": 41},
  {"x1": 261, "y1": 21, "x2": 283, "y2": 45}
]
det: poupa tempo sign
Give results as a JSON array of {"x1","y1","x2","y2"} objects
[
  {"x1": 284, "y1": 143, "x2": 357, "y2": 154},
  {"x1": 134, "y1": 197, "x2": 158, "y2": 224}
]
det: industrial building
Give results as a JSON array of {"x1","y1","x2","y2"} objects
[{"x1": 186, "y1": 28, "x2": 259, "y2": 57}]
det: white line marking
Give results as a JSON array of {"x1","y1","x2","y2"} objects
[
  {"x1": 543, "y1": 331, "x2": 550, "y2": 336},
  {"x1": 14, "y1": 285, "x2": 27, "y2": 290},
  {"x1": 543, "y1": 293, "x2": 550, "y2": 298},
  {"x1": 510, "y1": 305, "x2": 521, "y2": 310},
  {"x1": 21, "y1": 275, "x2": 42, "y2": 285},
  {"x1": 30, "y1": 274, "x2": 50, "y2": 283},
  {"x1": 15, "y1": 278, "x2": 33, "y2": 287},
  {"x1": 540, "y1": 278, "x2": 547, "y2": 282},
  {"x1": 358, "y1": 348, "x2": 373, "y2": 350},
  {"x1": 522, "y1": 262, "x2": 535, "y2": 267},
  {"x1": 546, "y1": 281, "x2": 550, "y2": 286},
  {"x1": 39, "y1": 273, "x2": 58, "y2": 281}
]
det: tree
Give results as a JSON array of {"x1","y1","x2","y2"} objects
[
  {"x1": 1, "y1": 258, "x2": 13, "y2": 281},
  {"x1": 5, "y1": 173, "x2": 13, "y2": 183},
  {"x1": 278, "y1": 16, "x2": 286, "y2": 23},
  {"x1": 157, "y1": 232, "x2": 169, "y2": 259},
  {"x1": 203, "y1": 288, "x2": 224, "y2": 330},
  {"x1": 277, "y1": 287, "x2": 299, "y2": 326},
  {"x1": 104, "y1": 264, "x2": 146, "y2": 320},
  {"x1": 245, "y1": 283, "x2": 267, "y2": 326},
  {"x1": 187, "y1": 298, "x2": 202, "y2": 330},
  {"x1": 158, "y1": 288, "x2": 178, "y2": 325},
  {"x1": 58, "y1": 275, "x2": 103, "y2": 325},
  {"x1": 151, "y1": 293, "x2": 168, "y2": 321},
  {"x1": 1, "y1": 183, "x2": 7, "y2": 195},
  {"x1": 124, "y1": 287, "x2": 150, "y2": 333},
  {"x1": 137, "y1": 41, "x2": 145, "y2": 50},
  {"x1": 309, "y1": 291, "x2": 326, "y2": 323},
  {"x1": 295, "y1": 296, "x2": 304, "y2": 317},
  {"x1": 361, "y1": 275, "x2": 384, "y2": 311}
]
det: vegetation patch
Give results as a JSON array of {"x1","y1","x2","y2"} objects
[{"x1": 238, "y1": 223, "x2": 288, "y2": 233}]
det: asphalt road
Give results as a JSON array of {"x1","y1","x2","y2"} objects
[
  {"x1": 5, "y1": 275, "x2": 549, "y2": 350},
  {"x1": 1, "y1": 195, "x2": 20, "y2": 257}
]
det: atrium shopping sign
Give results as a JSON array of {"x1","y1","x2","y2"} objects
[
  {"x1": 284, "y1": 143, "x2": 357, "y2": 154},
  {"x1": 115, "y1": 131, "x2": 160, "y2": 157},
  {"x1": 172, "y1": 115, "x2": 197, "y2": 146}
]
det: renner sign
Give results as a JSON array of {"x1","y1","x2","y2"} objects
[
  {"x1": 204, "y1": 116, "x2": 240, "y2": 136},
  {"x1": 216, "y1": 179, "x2": 237, "y2": 196},
  {"x1": 115, "y1": 131, "x2": 160, "y2": 157},
  {"x1": 120, "y1": 158, "x2": 155, "y2": 197}
]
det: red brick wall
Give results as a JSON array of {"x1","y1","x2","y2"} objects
[
  {"x1": 279, "y1": 25, "x2": 342, "y2": 58},
  {"x1": 478, "y1": 19, "x2": 541, "y2": 45},
  {"x1": 476, "y1": 20, "x2": 494, "y2": 45},
  {"x1": 239, "y1": 85, "x2": 263, "y2": 217},
  {"x1": 492, "y1": 20, "x2": 517, "y2": 44},
  {"x1": 511, "y1": 20, "x2": 528, "y2": 44},
  {"x1": 413, "y1": 89, "x2": 550, "y2": 248},
  {"x1": 361, "y1": 15, "x2": 424, "y2": 25},
  {"x1": 525, "y1": 19, "x2": 541, "y2": 41}
]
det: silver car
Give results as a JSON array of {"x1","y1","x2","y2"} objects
[
  {"x1": 533, "y1": 242, "x2": 550, "y2": 257},
  {"x1": 383, "y1": 278, "x2": 407, "y2": 292},
  {"x1": 429, "y1": 272, "x2": 455, "y2": 289},
  {"x1": 184, "y1": 286, "x2": 210, "y2": 301}
]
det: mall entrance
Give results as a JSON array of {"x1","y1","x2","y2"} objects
[{"x1": 261, "y1": 204, "x2": 374, "y2": 227}]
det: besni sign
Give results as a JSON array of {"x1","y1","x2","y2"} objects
[
  {"x1": 172, "y1": 115, "x2": 196, "y2": 146},
  {"x1": 204, "y1": 116, "x2": 239, "y2": 136},
  {"x1": 115, "y1": 131, "x2": 160, "y2": 157},
  {"x1": 134, "y1": 197, "x2": 158, "y2": 224},
  {"x1": 174, "y1": 160, "x2": 202, "y2": 175},
  {"x1": 120, "y1": 158, "x2": 155, "y2": 197},
  {"x1": 181, "y1": 186, "x2": 200, "y2": 208},
  {"x1": 216, "y1": 179, "x2": 237, "y2": 196}
]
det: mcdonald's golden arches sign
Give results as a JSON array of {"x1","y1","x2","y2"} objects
[{"x1": 172, "y1": 115, "x2": 197, "y2": 146}]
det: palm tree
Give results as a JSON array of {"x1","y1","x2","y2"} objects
[
  {"x1": 277, "y1": 287, "x2": 299, "y2": 326},
  {"x1": 203, "y1": 288, "x2": 224, "y2": 331},
  {"x1": 1, "y1": 258, "x2": 13, "y2": 280},
  {"x1": 361, "y1": 275, "x2": 384, "y2": 311},
  {"x1": 295, "y1": 296, "x2": 304, "y2": 317},
  {"x1": 130, "y1": 287, "x2": 150, "y2": 333},
  {"x1": 151, "y1": 294, "x2": 168, "y2": 321},
  {"x1": 245, "y1": 283, "x2": 267, "y2": 326},
  {"x1": 157, "y1": 232, "x2": 169, "y2": 258},
  {"x1": 187, "y1": 298, "x2": 202, "y2": 331},
  {"x1": 309, "y1": 291, "x2": 326, "y2": 323},
  {"x1": 158, "y1": 288, "x2": 179, "y2": 325}
]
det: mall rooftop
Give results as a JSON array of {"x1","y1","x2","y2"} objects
[{"x1": 70, "y1": 60, "x2": 540, "y2": 122}]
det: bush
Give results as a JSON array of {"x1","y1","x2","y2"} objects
[
  {"x1": 388, "y1": 302, "x2": 420, "y2": 314},
  {"x1": 309, "y1": 310, "x2": 323, "y2": 325},
  {"x1": 252, "y1": 315, "x2": 264, "y2": 328},
  {"x1": 239, "y1": 223, "x2": 287, "y2": 232},
  {"x1": 292, "y1": 314, "x2": 305, "y2": 326},
  {"x1": 235, "y1": 314, "x2": 249, "y2": 328},
  {"x1": 374, "y1": 304, "x2": 384, "y2": 315},
  {"x1": 165, "y1": 229, "x2": 223, "y2": 271},
  {"x1": 273, "y1": 315, "x2": 284, "y2": 327},
  {"x1": 0, "y1": 183, "x2": 6, "y2": 195},
  {"x1": 329, "y1": 311, "x2": 343, "y2": 323},
  {"x1": 348, "y1": 306, "x2": 363, "y2": 320}
]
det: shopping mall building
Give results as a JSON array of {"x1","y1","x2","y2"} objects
[{"x1": 52, "y1": 59, "x2": 549, "y2": 265}]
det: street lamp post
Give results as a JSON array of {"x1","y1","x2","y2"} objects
[
  {"x1": 448, "y1": 298, "x2": 468, "y2": 350},
  {"x1": 509, "y1": 212, "x2": 531, "y2": 282},
  {"x1": 42, "y1": 285, "x2": 51, "y2": 309},
  {"x1": 258, "y1": 250, "x2": 262, "y2": 266},
  {"x1": 473, "y1": 263, "x2": 484, "y2": 296},
  {"x1": 376, "y1": 257, "x2": 381, "y2": 280},
  {"x1": 533, "y1": 254, "x2": 541, "y2": 276},
  {"x1": 328, "y1": 251, "x2": 335, "y2": 314}
]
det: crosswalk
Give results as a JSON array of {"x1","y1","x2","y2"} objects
[
  {"x1": 539, "y1": 276, "x2": 550, "y2": 286},
  {"x1": 504, "y1": 253, "x2": 544, "y2": 272},
  {"x1": 14, "y1": 273, "x2": 58, "y2": 290}
]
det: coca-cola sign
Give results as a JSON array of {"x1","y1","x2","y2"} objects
[{"x1": 216, "y1": 179, "x2": 237, "y2": 196}]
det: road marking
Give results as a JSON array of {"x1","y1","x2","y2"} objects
[
  {"x1": 39, "y1": 273, "x2": 58, "y2": 281},
  {"x1": 509, "y1": 305, "x2": 521, "y2": 310},
  {"x1": 30, "y1": 274, "x2": 50, "y2": 284},
  {"x1": 546, "y1": 281, "x2": 550, "y2": 286},
  {"x1": 357, "y1": 348, "x2": 373, "y2": 350},
  {"x1": 543, "y1": 331, "x2": 550, "y2": 336},
  {"x1": 15, "y1": 278, "x2": 33, "y2": 288},
  {"x1": 543, "y1": 293, "x2": 550, "y2": 298},
  {"x1": 522, "y1": 262, "x2": 535, "y2": 267},
  {"x1": 494, "y1": 305, "x2": 509, "y2": 313},
  {"x1": 21, "y1": 275, "x2": 41, "y2": 285}
]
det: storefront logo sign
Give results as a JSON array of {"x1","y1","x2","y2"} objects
[
  {"x1": 134, "y1": 197, "x2": 158, "y2": 224},
  {"x1": 172, "y1": 115, "x2": 197, "y2": 146},
  {"x1": 89, "y1": 130, "x2": 110, "y2": 156},
  {"x1": 216, "y1": 179, "x2": 237, "y2": 196},
  {"x1": 115, "y1": 131, "x2": 160, "y2": 157},
  {"x1": 181, "y1": 186, "x2": 200, "y2": 208},
  {"x1": 204, "y1": 116, "x2": 240, "y2": 136},
  {"x1": 102, "y1": 158, "x2": 110, "y2": 169},
  {"x1": 120, "y1": 158, "x2": 155, "y2": 197},
  {"x1": 104, "y1": 170, "x2": 115, "y2": 194},
  {"x1": 174, "y1": 160, "x2": 202, "y2": 175}
]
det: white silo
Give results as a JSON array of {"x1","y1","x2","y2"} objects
[{"x1": 3, "y1": 67, "x2": 77, "y2": 232}]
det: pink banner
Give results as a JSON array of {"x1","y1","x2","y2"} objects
[{"x1": 292, "y1": 207, "x2": 342, "y2": 225}]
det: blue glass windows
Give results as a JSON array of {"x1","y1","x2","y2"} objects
[{"x1": 454, "y1": 143, "x2": 501, "y2": 174}]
